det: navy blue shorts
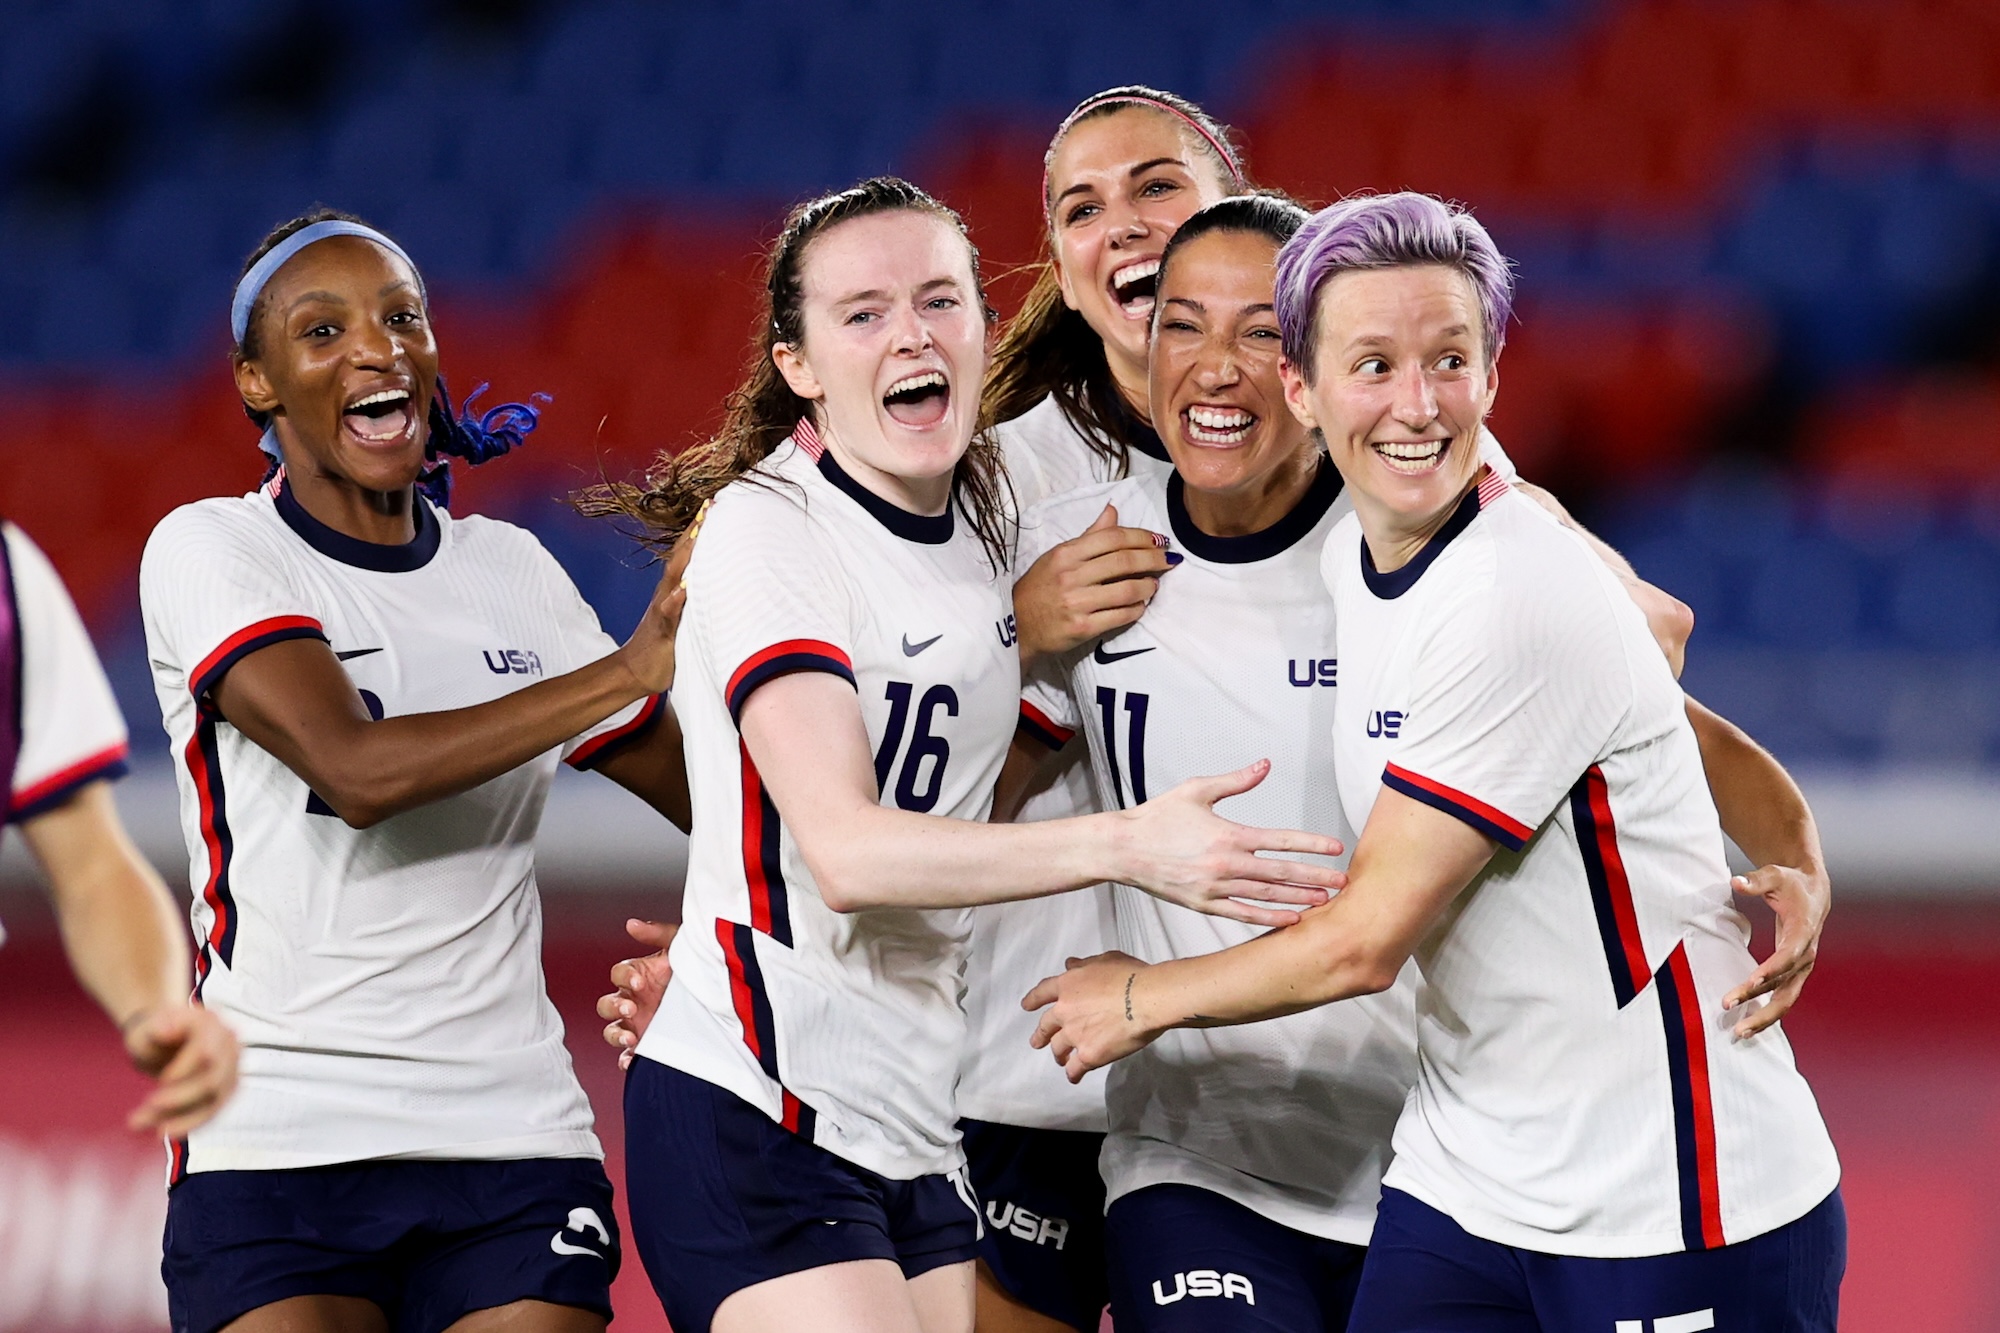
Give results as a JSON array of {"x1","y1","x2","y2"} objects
[
  {"x1": 624, "y1": 1057, "x2": 980, "y2": 1333},
  {"x1": 960, "y1": 1118, "x2": 1108, "y2": 1331},
  {"x1": 161, "y1": 1156, "x2": 618, "y2": 1333},
  {"x1": 1348, "y1": 1186, "x2": 1846, "y2": 1333},
  {"x1": 1106, "y1": 1183, "x2": 1367, "y2": 1331}
]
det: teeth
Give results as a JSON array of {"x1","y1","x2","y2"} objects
[
  {"x1": 886, "y1": 371, "x2": 945, "y2": 396},
  {"x1": 1188, "y1": 406, "x2": 1253, "y2": 429},
  {"x1": 348, "y1": 389, "x2": 409, "y2": 409},
  {"x1": 1373, "y1": 439, "x2": 1448, "y2": 472},
  {"x1": 1112, "y1": 259, "x2": 1159, "y2": 292}
]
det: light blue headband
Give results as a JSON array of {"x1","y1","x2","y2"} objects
[{"x1": 230, "y1": 220, "x2": 419, "y2": 346}]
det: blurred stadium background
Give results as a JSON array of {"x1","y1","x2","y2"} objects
[{"x1": 1, "y1": 0, "x2": 1998, "y2": 1327}]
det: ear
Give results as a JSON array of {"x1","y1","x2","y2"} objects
[
  {"x1": 770, "y1": 341, "x2": 823, "y2": 403},
  {"x1": 1481, "y1": 351, "x2": 1500, "y2": 418},
  {"x1": 233, "y1": 353, "x2": 282, "y2": 418},
  {"x1": 1279, "y1": 358, "x2": 1318, "y2": 433}
]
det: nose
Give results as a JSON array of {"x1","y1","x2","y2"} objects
[
  {"x1": 1390, "y1": 361, "x2": 1437, "y2": 428},
  {"x1": 889, "y1": 299, "x2": 932, "y2": 355},
  {"x1": 1103, "y1": 196, "x2": 1149, "y2": 246},
  {"x1": 1192, "y1": 329, "x2": 1241, "y2": 390},
  {"x1": 348, "y1": 312, "x2": 401, "y2": 368}
]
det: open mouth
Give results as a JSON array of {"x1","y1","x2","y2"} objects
[
  {"x1": 342, "y1": 387, "x2": 415, "y2": 444},
  {"x1": 1183, "y1": 404, "x2": 1256, "y2": 446},
  {"x1": 883, "y1": 370, "x2": 951, "y2": 429},
  {"x1": 1371, "y1": 438, "x2": 1449, "y2": 475},
  {"x1": 1109, "y1": 258, "x2": 1160, "y2": 319}
]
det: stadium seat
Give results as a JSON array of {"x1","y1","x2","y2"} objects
[
  {"x1": 1744, "y1": 535, "x2": 1868, "y2": 650},
  {"x1": 1889, "y1": 539, "x2": 2000, "y2": 651}
]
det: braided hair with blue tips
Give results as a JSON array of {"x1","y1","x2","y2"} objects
[{"x1": 233, "y1": 206, "x2": 545, "y2": 507}]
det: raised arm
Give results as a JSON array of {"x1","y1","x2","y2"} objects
[
  {"x1": 211, "y1": 568, "x2": 682, "y2": 829},
  {"x1": 1026, "y1": 788, "x2": 1490, "y2": 1081},
  {"x1": 21, "y1": 782, "x2": 240, "y2": 1136},
  {"x1": 738, "y1": 671, "x2": 1344, "y2": 924}
]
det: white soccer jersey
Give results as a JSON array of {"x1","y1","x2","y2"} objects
[
  {"x1": 2, "y1": 524, "x2": 131, "y2": 946},
  {"x1": 140, "y1": 478, "x2": 660, "y2": 1176},
  {"x1": 1326, "y1": 472, "x2": 1840, "y2": 1257},
  {"x1": 637, "y1": 426, "x2": 1020, "y2": 1180},
  {"x1": 1018, "y1": 460, "x2": 1423, "y2": 1244},
  {"x1": 959, "y1": 397, "x2": 1174, "y2": 1133}
]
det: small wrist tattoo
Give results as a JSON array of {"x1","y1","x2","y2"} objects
[{"x1": 1123, "y1": 972, "x2": 1136, "y2": 1024}]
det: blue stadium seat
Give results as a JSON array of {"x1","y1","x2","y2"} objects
[
  {"x1": 1868, "y1": 172, "x2": 1991, "y2": 303},
  {"x1": 382, "y1": 187, "x2": 506, "y2": 287},
  {"x1": 1743, "y1": 535, "x2": 1867, "y2": 650},
  {"x1": 1624, "y1": 535, "x2": 1733, "y2": 639},
  {"x1": 31, "y1": 266, "x2": 139, "y2": 364},
  {"x1": 1889, "y1": 539, "x2": 2000, "y2": 651},
  {"x1": 583, "y1": 99, "x2": 709, "y2": 193}
]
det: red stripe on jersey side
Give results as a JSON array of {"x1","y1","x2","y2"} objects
[
  {"x1": 184, "y1": 708, "x2": 239, "y2": 987},
  {"x1": 1477, "y1": 467, "x2": 1512, "y2": 509},
  {"x1": 1382, "y1": 763, "x2": 1533, "y2": 851},
  {"x1": 716, "y1": 919, "x2": 768, "y2": 1068},
  {"x1": 567, "y1": 693, "x2": 664, "y2": 770},
  {"x1": 190, "y1": 616, "x2": 326, "y2": 701},
  {"x1": 1016, "y1": 699, "x2": 1075, "y2": 751},
  {"x1": 168, "y1": 1136, "x2": 188, "y2": 1185},
  {"x1": 726, "y1": 640, "x2": 856, "y2": 725},
  {"x1": 1655, "y1": 942, "x2": 1727, "y2": 1250},
  {"x1": 10, "y1": 742, "x2": 130, "y2": 821},
  {"x1": 1570, "y1": 765, "x2": 1651, "y2": 1008},
  {"x1": 738, "y1": 739, "x2": 793, "y2": 945}
]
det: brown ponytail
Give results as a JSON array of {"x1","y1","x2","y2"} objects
[{"x1": 579, "y1": 176, "x2": 1014, "y2": 569}]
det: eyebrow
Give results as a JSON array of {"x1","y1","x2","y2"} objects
[
  {"x1": 1347, "y1": 323, "x2": 1471, "y2": 349},
  {"x1": 1053, "y1": 156, "x2": 1187, "y2": 208},
  {"x1": 284, "y1": 278, "x2": 416, "y2": 314},
  {"x1": 831, "y1": 277, "x2": 961, "y2": 307}
]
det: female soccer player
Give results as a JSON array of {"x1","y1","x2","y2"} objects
[
  {"x1": 5, "y1": 521, "x2": 238, "y2": 1138},
  {"x1": 587, "y1": 175, "x2": 1347, "y2": 1333},
  {"x1": 1029, "y1": 192, "x2": 1843, "y2": 1332},
  {"x1": 140, "y1": 209, "x2": 688, "y2": 1333},
  {"x1": 1014, "y1": 193, "x2": 1833, "y2": 1332}
]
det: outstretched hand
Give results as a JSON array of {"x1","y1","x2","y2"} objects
[
  {"x1": 1723, "y1": 863, "x2": 1829, "y2": 1038},
  {"x1": 599, "y1": 918, "x2": 678, "y2": 1070},
  {"x1": 123, "y1": 1003, "x2": 239, "y2": 1138},
  {"x1": 617, "y1": 504, "x2": 702, "y2": 696},
  {"x1": 1024, "y1": 951, "x2": 1159, "y2": 1083},
  {"x1": 1115, "y1": 759, "x2": 1344, "y2": 926}
]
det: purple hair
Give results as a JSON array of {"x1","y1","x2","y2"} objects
[{"x1": 1274, "y1": 192, "x2": 1515, "y2": 379}]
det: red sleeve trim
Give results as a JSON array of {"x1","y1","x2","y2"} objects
[
  {"x1": 1382, "y1": 762, "x2": 1534, "y2": 851},
  {"x1": 1017, "y1": 699, "x2": 1075, "y2": 751},
  {"x1": 9, "y1": 742, "x2": 130, "y2": 822},
  {"x1": 190, "y1": 615, "x2": 326, "y2": 700},
  {"x1": 726, "y1": 639, "x2": 855, "y2": 725},
  {"x1": 568, "y1": 693, "x2": 666, "y2": 770}
]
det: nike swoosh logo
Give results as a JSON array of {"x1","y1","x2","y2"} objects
[
  {"x1": 335, "y1": 648, "x2": 382, "y2": 661},
  {"x1": 902, "y1": 633, "x2": 942, "y2": 657},
  {"x1": 1093, "y1": 644, "x2": 1155, "y2": 665},
  {"x1": 550, "y1": 1235, "x2": 605, "y2": 1258}
]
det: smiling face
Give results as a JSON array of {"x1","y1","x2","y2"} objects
[
  {"x1": 233, "y1": 235, "x2": 437, "y2": 495},
  {"x1": 1046, "y1": 107, "x2": 1236, "y2": 395},
  {"x1": 1280, "y1": 264, "x2": 1498, "y2": 534},
  {"x1": 772, "y1": 208, "x2": 990, "y2": 512},
  {"x1": 1151, "y1": 228, "x2": 1313, "y2": 506}
]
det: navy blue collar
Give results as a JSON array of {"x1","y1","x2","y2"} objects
[
  {"x1": 1110, "y1": 396, "x2": 1171, "y2": 464},
  {"x1": 815, "y1": 448, "x2": 954, "y2": 545},
  {"x1": 1167, "y1": 455, "x2": 1343, "y2": 565},
  {"x1": 1360, "y1": 482, "x2": 1481, "y2": 599},
  {"x1": 277, "y1": 480, "x2": 440, "y2": 572}
]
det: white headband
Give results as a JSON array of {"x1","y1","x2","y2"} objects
[{"x1": 230, "y1": 220, "x2": 419, "y2": 346}]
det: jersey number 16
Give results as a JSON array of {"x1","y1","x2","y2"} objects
[{"x1": 874, "y1": 681, "x2": 958, "y2": 812}]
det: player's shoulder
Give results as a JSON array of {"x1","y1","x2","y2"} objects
[
  {"x1": 141, "y1": 491, "x2": 287, "y2": 572},
  {"x1": 1478, "y1": 485, "x2": 1609, "y2": 596},
  {"x1": 439, "y1": 507, "x2": 562, "y2": 572}
]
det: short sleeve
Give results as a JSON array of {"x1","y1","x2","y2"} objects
[
  {"x1": 691, "y1": 488, "x2": 858, "y2": 725},
  {"x1": 528, "y1": 538, "x2": 667, "y2": 769},
  {"x1": 1476, "y1": 426, "x2": 1517, "y2": 480},
  {"x1": 6, "y1": 525, "x2": 130, "y2": 821},
  {"x1": 1382, "y1": 546, "x2": 1632, "y2": 852},
  {"x1": 140, "y1": 504, "x2": 325, "y2": 703},
  {"x1": 1018, "y1": 658, "x2": 1080, "y2": 750}
]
